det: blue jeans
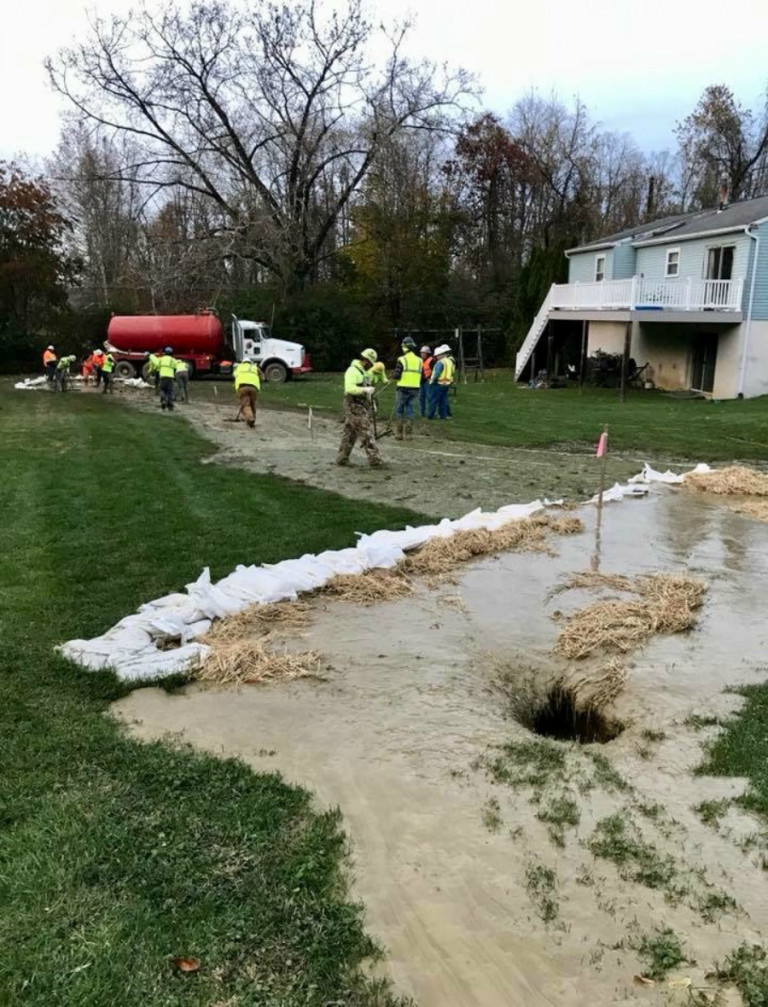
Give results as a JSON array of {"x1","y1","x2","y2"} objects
[
  {"x1": 395, "y1": 386, "x2": 418, "y2": 420},
  {"x1": 428, "y1": 384, "x2": 449, "y2": 419},
  {"x1": 419, "y1": 380, "x2": 430, "y2": 416}
]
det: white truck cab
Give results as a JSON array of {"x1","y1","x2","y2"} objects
[{"x1": 231, "y1": 316, "x2": 311, "y2": 382}]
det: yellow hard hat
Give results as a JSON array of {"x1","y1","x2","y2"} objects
[
  {"x1": 361, "y1": 348, "x2": 378, "y2": 364},
  {"x1": 371, "y1": 361, "x2": 385, "y2": 373}
]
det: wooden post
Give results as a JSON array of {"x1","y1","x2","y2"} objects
[
  {"x1": 545, "y1": 322, "x2": 554, "y2": 385},
  {"x1": 579, "y1": 319, "x2": 588, "y2": 393},
  {"x1": 619, "y1": 321, "x2": 631, "y2": 402}
]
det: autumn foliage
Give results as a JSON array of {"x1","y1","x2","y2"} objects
[{"x1": 0, "y1": 162, "x2": 80, "y2": 368}]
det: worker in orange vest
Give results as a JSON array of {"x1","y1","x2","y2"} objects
[
  {"x1": 81, "y1": 353, "x2": 95, "y2": 385},
  {"x1": 419, "y1": 345, "x2": 434, "y2": 417},
  {"x1": 92, "y1": 349, "x2": 105, "y2": 387},
  {"x1": 43, "y1": 345, "x2": 57, "y2": 382}
]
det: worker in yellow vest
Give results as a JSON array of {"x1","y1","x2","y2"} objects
[
  {"x1": 157, "y1": 346, "x2": 180, "y2": 410},
  {"x1": 145, "y1": 352, "x2": 161, "y2": 395},
  {"x1": 391, "y1": 336, "x2": 421, "y2": 441},
  {"x1": 336, "y1": 349, "x2": 381, "y2": 467},
  {"x1": 233, "y1": 357, "x2": 262, "y2": 428},
  {"x1": 101, "y1": 351, "x2": 116, "y2": 394},
  {"x1": 428, "y1": 344, "x2": 455, "y2": 420}
]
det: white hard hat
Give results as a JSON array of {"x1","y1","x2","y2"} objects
[
  {"x1": 420, "y1": 345, "x2": 432, "y2": 353},
  {"x1": 47, "y1": 344, "x2": 54, "y2": 350},
  {"x1": 360, "y1": 348, "x2": 378, "y2": 364},
  {"x1": 434, "y1": 344, "x2": 450, "y2": 355}
]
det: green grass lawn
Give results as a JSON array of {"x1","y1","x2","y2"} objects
[
  {"x1": 0, "y1": 389, "x2": 423, "y2": 1006},
  {"x1": 700, "y1": 685, "x2": 768, "y2": 826},
  {"x1": 248, "y1": 371, "x2": 768, "y2": 461}
]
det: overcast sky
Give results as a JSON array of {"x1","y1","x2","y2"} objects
[{"x1": 3, "y1": 0, "x2": 768, "y2": 162}]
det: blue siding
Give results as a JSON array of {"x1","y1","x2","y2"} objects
[
  {"x1": 612, "y1": 241, "x2": 636, "y2": 279},
  {"x1": 635, "y1": 233, "x2": 751, "y2": 283},
  {"x1": 747, "y1": 223, "x2": 768, "y2": 319},
  {"x1": 568, "y1": 248, "x2": 613, "y2": 283}
]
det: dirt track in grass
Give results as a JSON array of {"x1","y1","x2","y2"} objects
[{"x1": 125, "y1": 388, "x2": 641, "y2": 517}]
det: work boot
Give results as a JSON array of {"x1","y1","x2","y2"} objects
[
  {"x1": 248, "y1": 418, "x2": 255, "y2": 428},
  {"x1": 336, "y1": 455, "x2": 350, "y2": 466},
  {"x1": 395, "y1": 421, "x2": 404, "y2": 441},
  {"x1": 368, "y1": 457, "x2": 383, "y2": 468},
  {"x1": 405, "y1": 421, "x2": 413, "y2": 440}
]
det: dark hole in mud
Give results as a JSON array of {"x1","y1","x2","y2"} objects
[{"x1": 522, "y1": 686, "x2": 623, "y2": 745}]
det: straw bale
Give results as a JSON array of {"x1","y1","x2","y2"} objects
[
  {"x1": 553, "y1": 573, "x2": 706, "y2": 660},
  {"x1": 555, "y1": 571, "x2": 635, "y2": 595},
  {"x1": 197, "y1": 635, "x2": 323, "y2": 685},
  {"x1": 321, "y1": 569, "x2": 413, "y2": 605},
  {"x1": 562, "y1": 657, "x2": 629, "y2": 709},
  {"x1": 684, "y1": 465, "x2": 768, "y2": 497},
  {"x1": 399, "y1": 513, "x2": 582, "y2": 577},
  {"x1": 202, "y1": 601, "x2": 310, "y2": 644}
]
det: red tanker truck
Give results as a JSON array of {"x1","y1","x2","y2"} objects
[{"x1": 105, "y1": 310, "x2": 311, "y2": 383}]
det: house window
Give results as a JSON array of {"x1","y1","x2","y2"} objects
[
  {"x1": 665, "y1": 248, "x2": 680, "y2": 277},
  {"x1": 705, "y1": 245, "x2": 735, "y2": 281},
  {"x1": 595, "y1": 255, "x2": 606, "y2": 282}
]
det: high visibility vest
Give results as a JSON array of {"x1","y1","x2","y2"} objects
[
  {"x1": 102, "y1": 354, "x2": 115, "y2": 374},
  {"x1": 147, "y1": 354, "x2": 159, "y2": 373},
  {"x1": 421, "y1": 356, "x2": 434, "y2": 380},
  {"x1": 234, "y1": 361, "x2": 261, "y2": 391},
  {"x1": 175, "y1": 362, "x2": 189, "y2": 375},
  {"x1": 397, "y1": 351, "x2": 421, "y2": 389},
  {"x1": 43, "y1": 350, "x2": 56, "y2": 365},
  {"x1": 56, "y1": 357, "x2": 71, "y2": 372},
  {"x1": 343, "y1": 360, "x2": 369, "y2": 396},
  {"x1": 158, "y1": 355, "x2": 176, "y2": 378},
  {"x1": 434, "y1": 357, "x2": 455, "y2": 385}
]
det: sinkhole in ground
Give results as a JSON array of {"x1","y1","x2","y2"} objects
[{"x1": 519, "y1": 685, "x2": 624, "y2": 745}]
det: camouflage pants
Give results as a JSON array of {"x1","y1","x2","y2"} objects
[{"x1": 337, "y1": 395, "x2": 381, "y2": 466}]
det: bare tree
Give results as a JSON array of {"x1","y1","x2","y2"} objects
[
  {"x1": 47, "y1": 0, "x2": 473, "y2": 293},
  {"x1": 676, "y1": 84, "x2": 768, "y2": 205}
]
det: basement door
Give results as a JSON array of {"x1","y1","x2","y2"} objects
[{"x1": 691, "y1": 333, "x2": 718, "y2": 393}]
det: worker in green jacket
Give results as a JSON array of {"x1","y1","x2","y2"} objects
[
  {"x1": 101, "y1": 351, "x2": 116, "y2": 394},
  {"x1": 146, "y1": 352, "x2": 160, "y2": 395},
  {"x1": 233, "y1": 357, "x2": 262, "y2": 428},
  {"x1": 54, "y1": 355, "x2": 76, "y2": 392},
  {"x1": 336, "y1": 349, "x2": 382, "y2": 467},
  {"x1": 175, "y1": 359, "x2": 190, "y2": 403},
  {"x1": 157, "y1": 347, "x2": 179, "y2": 410}
]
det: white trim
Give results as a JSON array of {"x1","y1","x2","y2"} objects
[
  {"x1": 738, "y1": 226, "x2": 759, "y2": 397},
  {"x1": 594, "y1": 254, "x2": 606, "y2": 282},
  {"x1": 665, "y1": 247, "x2": 681, "y2": 278},
  {"x1": 565, "y1": 241, "x2": 616, "y2": 257},
  {"x1": 634, "y1": 224, "x2": 754, "y2": 247}
]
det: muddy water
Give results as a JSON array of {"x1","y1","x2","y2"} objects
[{"x1": 113, "y1": 491, "x2": 768, "y2": 1005}]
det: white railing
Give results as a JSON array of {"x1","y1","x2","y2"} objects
[
  {"x1": 515, "y1": 286, "x2": 555, "y2": 379},
  {"x1": 550, "y1": 276, "x2": 744, "y2": 313}
]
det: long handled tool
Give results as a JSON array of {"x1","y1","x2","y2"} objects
[
  {"x1": 370, "y1": 384, "x2": 394, "y2": 440},
  {"x1": 224, "y1": 405, "x2": 244, "y2": 423}
]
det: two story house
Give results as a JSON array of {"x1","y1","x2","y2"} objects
[{"x1": 515, "y1": 194, "x2": 768, "y2": 398}]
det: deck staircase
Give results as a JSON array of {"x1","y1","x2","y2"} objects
[{"x1": 514, "y1": 285, "x2": 554, "y2": 380}]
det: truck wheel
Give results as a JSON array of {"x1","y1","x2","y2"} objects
[
  {"x1": 141, "y1": 362, "x2": 153, "y2": 382},
  {"x1": 264, "y1": 361, "x2": 288, "y2": 383},
  {"x1": 115, "y1": 361, "x2": 136, "y2": 379}
]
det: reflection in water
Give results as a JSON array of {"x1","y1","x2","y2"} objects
[{"x1": 590, "y1": 507, "x2": 602, "y2": 572}]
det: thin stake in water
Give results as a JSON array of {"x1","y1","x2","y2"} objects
[{"x1": 593, "y1": 426, "x2": 609, "y2": 571}]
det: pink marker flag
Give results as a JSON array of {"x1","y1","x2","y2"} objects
[{"x1": 596, "y1": 431, "x2": 608, "y2": 458}]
